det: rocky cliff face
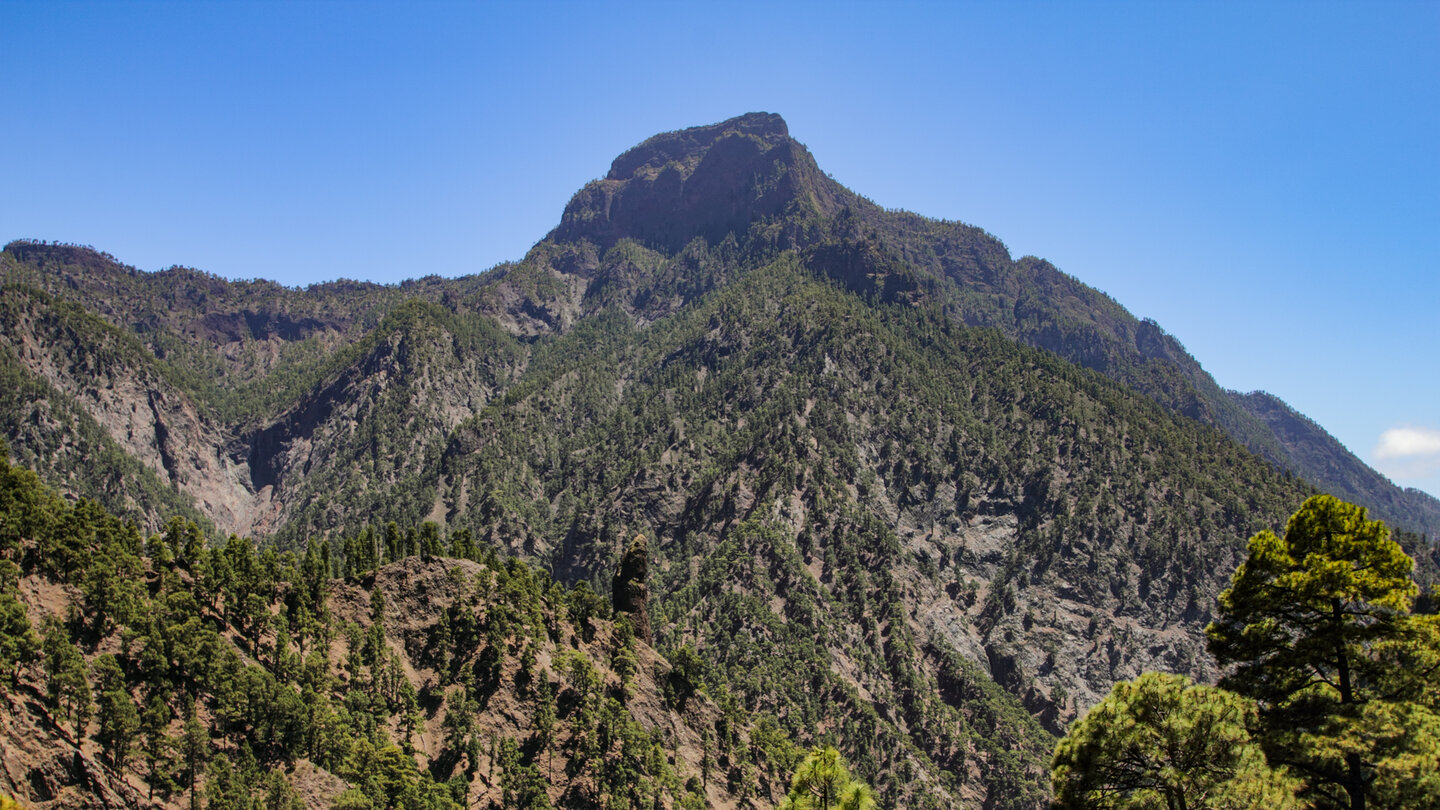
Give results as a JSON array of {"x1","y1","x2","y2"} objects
[
  {"x1": 551, "y1": 111, "x2": 844, "y2": 255},
  {"x1": 611, "y1": 534, "x2": 653, "y2": 645},
  {"x1": 0, "y1": 285, "x2": 256, "y2": 535}
]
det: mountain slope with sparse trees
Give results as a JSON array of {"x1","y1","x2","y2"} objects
[{"x1": 1, "y1": 113, "x2": 1434, "y2": 809}]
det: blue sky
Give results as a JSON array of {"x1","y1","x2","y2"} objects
[{"x1": 3, "y1": 1, "x2": 1437, "y2": 501}]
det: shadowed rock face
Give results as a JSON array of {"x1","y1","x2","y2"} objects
[{"x1": 612, "y1": 533, "x2": 652, "y2": 645}]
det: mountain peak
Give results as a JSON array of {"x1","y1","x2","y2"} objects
[
  {"x1": 551, "y1": 112, "x2": 843, "y2": 253},
  {"x1": 606, "y1": 112, "x2": 790, "y2": 181}
]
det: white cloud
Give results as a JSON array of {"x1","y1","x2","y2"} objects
[
  {"x1": 1373, "y1": 427, "x2": 1440, "y2": 460},
  {"x1": 1377, "y1": 458, "x2": 1440, "y2": 482},
  {"x1": 1372, "y1": 427, "x2": 1440, "y2": 485}
]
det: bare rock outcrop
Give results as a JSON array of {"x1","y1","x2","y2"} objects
[{"x1": 611, "y1": 533, "x2": 652, "y2": 645}]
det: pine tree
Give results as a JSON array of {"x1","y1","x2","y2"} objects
[
  {"x1": 532, "y1": 679, "x2": 557, "y2": 777},
  {"x1": 141, "y1": 694, "x2": 178, "y2": 801},
  {"x1": 419, "y1": 520, "x2": 443, "y2": 560},
  {"x1": 778, "y1": 746, "x2": 875, "y2": 810},
  {"x1": 94, "y1": 654, "x2": 140, "y2": 769},
  {"x1": 0, "y1": 587, "x2": 38, "y2": 687},
  {"x1": 1051, "y1": 671, "x2": 1301, "y2": 809},
  {"x1": 1207, "y1": 494, "x2": 1440, "y2": 810},
  {"x1": 262, "y1": 769, "x2": 303, "y2": 810},
  {"x1": 181, "y1": 708, "x2": 209, "y2": 810},
  {"x1": 42, "y1": 616, "x2": 90, "y2": 738}
]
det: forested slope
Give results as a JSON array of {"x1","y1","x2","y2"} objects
[{"x1": 0, "y1": 453, "x2": 797, "y2": 809}]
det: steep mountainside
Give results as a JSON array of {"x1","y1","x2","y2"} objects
[
  {"x1": 2, "y1": 112, "x2": 1434, "y2": 807},
  {"x1": 441, "y1": 112, "x2": 1436, "y2": 538},
  {"x1": 0, "y1": 285, "x2": 219, "y2": 531}
]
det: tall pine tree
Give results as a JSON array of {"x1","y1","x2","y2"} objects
[{"x1": 1207, "y1": 494, "x2": 1440, "y2": 810}]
